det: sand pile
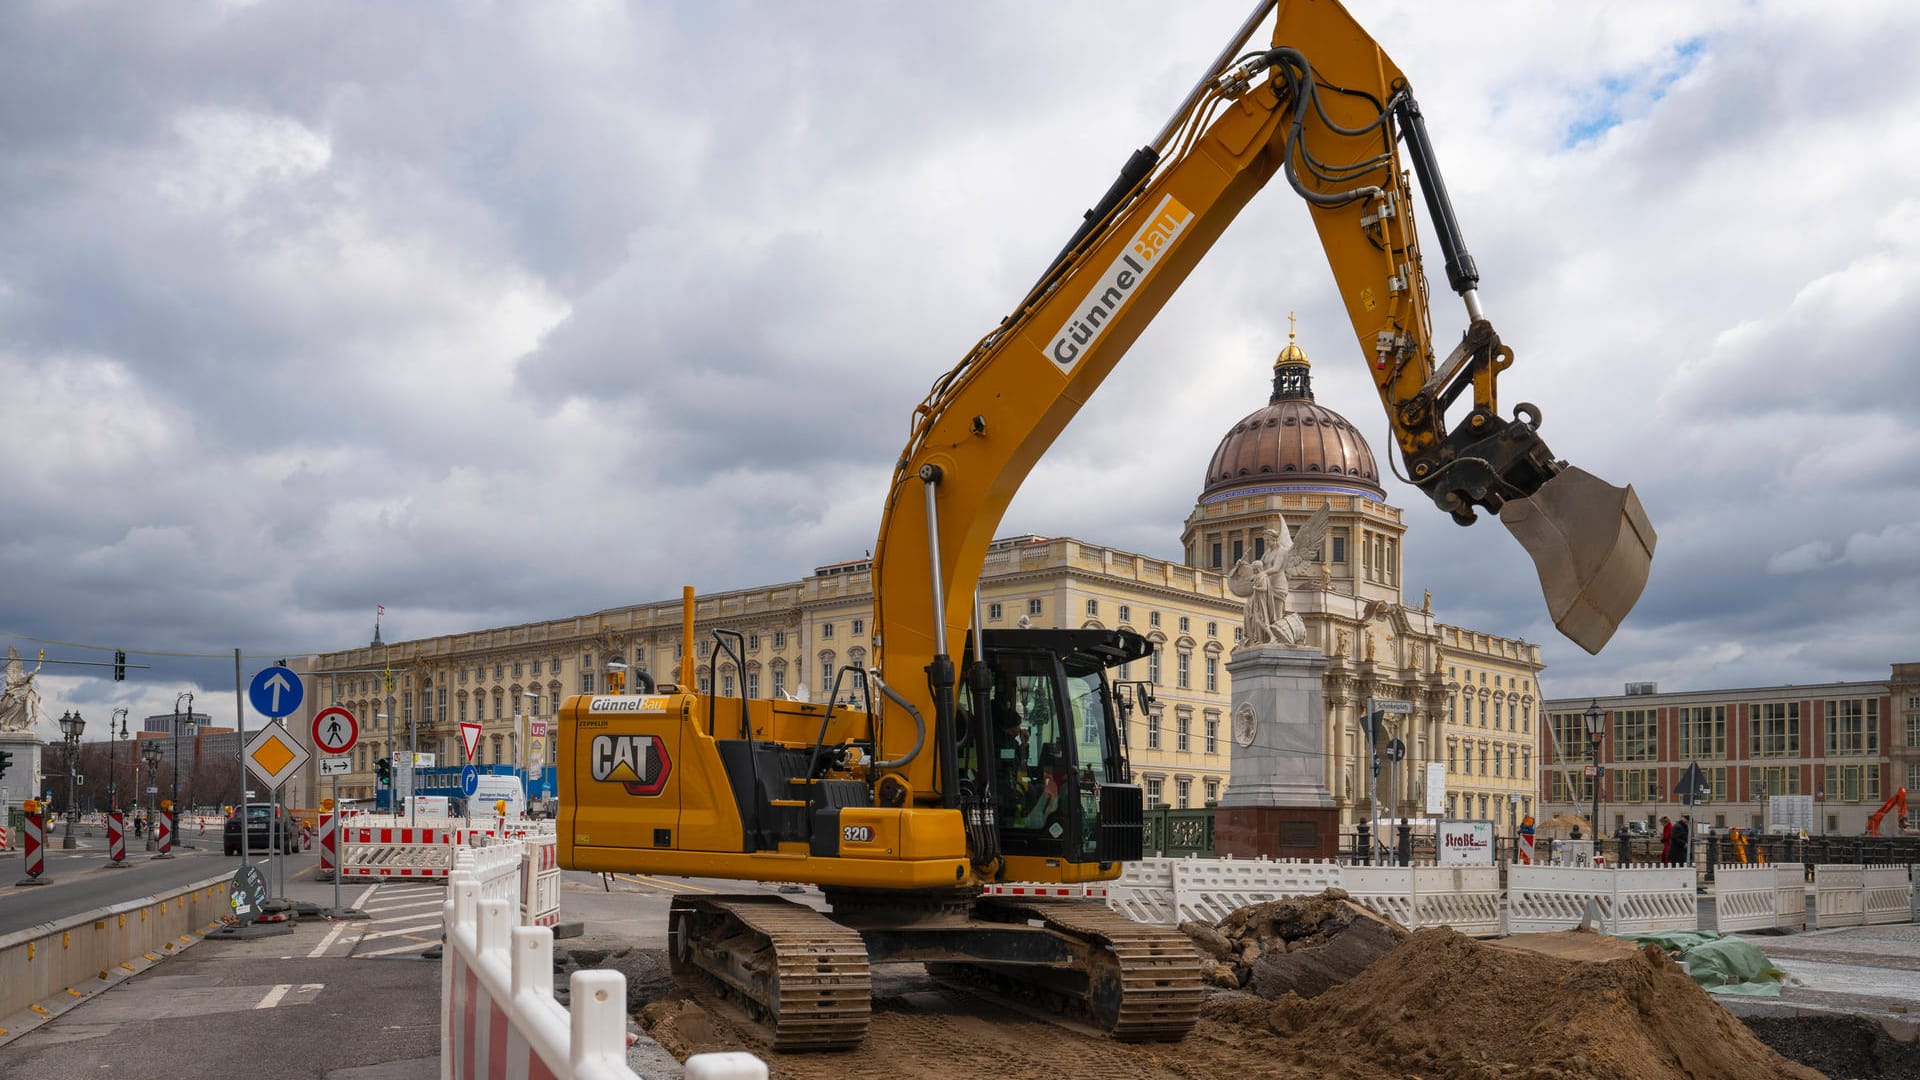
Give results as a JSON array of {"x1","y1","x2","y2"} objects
[
  {"x1": 1241, "y1": 927, "x2": 1826, "y2": 1080},
  {"x1": 1181, "y1": 888, "x2": 1406, "y2": 996}
]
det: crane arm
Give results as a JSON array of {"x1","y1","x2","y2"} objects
[{"x1": 868, "y1": 0, "x2": 1656, "y2": 803}]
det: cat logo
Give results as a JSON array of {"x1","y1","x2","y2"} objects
[{"x1": 589, "y1": 734, "x2": 672, "y2": 796}]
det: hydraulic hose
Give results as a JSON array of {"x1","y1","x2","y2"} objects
[{"x1": 866, "y1": 668, "x2": 927, "y2": 770}]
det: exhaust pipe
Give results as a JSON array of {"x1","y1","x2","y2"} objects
[{"x1": 1498, "y1": 467, "x2": 1657, "y2": 655}]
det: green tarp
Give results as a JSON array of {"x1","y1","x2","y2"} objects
[{"x1": 1621, "y1": 930, "x2": 1794, "y2": 997}]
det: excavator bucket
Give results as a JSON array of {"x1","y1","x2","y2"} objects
[{"x1": 1497, "y1": 466, "x2": 1657, "y2": 655}]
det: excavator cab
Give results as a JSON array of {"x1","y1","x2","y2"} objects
[{"x1": 961, "y1": 628, "x2": 1148, "y2": 876}]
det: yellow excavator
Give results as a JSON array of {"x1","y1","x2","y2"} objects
[{"x1": 559, "y1": 0, "x2": 1657, "y2": 1050}]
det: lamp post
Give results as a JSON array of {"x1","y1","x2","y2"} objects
[
  {"x1": 173, "y1": 692, "x2": 195, "y2": 824},
  {"x1": 142, "y1": 743, "x2": 162, "y2": 851},
  {"x1": 108, "y1": 707, "x2": 129, "y2": 813},
  {"x1": 1584, "y1": 699, "x2": 1605, "y2": 841},
  {"x1": 58, "y1": 710, "x2": 85, "y2": 849}
]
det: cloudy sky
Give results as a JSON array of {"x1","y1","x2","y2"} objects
[{"x1": 4, "y1": 0, "x2": 1918, "y2": 742}]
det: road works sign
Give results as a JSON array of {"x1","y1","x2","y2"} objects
[{"x1": 245, "y1": 724, "x2": 311, "y2": 790}]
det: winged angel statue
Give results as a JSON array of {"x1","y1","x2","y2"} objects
[{"x1": 1227, "y1": 504, "x2": 1330, "y2": 649}]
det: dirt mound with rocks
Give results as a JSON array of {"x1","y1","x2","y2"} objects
[
  {"x1": 1253, "y1": 927, "x2": 1825, "y2": 1079},
  {"x1": 1181, "y1": 888, "x2": 1406, "y2": 997}
]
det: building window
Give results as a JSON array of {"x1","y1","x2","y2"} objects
[
  {"x1": 525, "y1": 692, "x2": 538, "y2": 718},
  {"x1": 1177, "y1": 651, "x2": 1191, "y2": 689},
  {"x1": 852, "y1": 619, "x2": 864, "y2": 636},
  {"x1": 1176, "y1": 778, "x2": 1192, "y2": 808},
  {"x1": 1908, "y1": 710, "x2": 1920, "y2": 748},
  {"x1": 698, "y1": 671, "x2": 711, "y2": 694},
  {"x1": 1206, "y1": 621, "x2": 1217, "y2": 638},
  {"x1": 458, "y1": 698, "x2": 468, "y2": 723},
  {"x1": 1205, "y1": 779, "x2": 1219, "y2": 804},
  {"x1": 1522, "y1": 749, "x2": 1531, "y2": 780},
  {"x1": 747, "y1": 671, "x2": 760, "y2": 698},
  {"x1": 1177, "y1": 713, "x2": 1190, "y2": 752},
  {"x1": 1204, "y1": 714, "x2": 1219, "y2": 754},
  {"x1": 1463, "y1": 744, "x2": 1473, "y2": 774},
  {"x1": 821, "y1": 622, "x2": 834, "y2": 640},
  {"x1": 1749, "y1": 764, "x2": 1800, "y2": 798},
  {"x1": 747, "y1": 634, "x2": 759, "y2": 651},
  {"x1": 722, "y1": 669, "x2": 735, "y2": 697},
  {"x1": 1749, "y1": 702, "x2": 1801, "y2": 758},
  {"x1": 1232, "y1": 539, "x2": 1244, "y2": 562},
  {"x1": 1479, "y1": 745, "x2": 1488, "y2": 776},
  {"x1": 580, "y1": 672, "x2": 595, "y2": 694},
  {"x1": 1147, "y1": 712, "x2": 1161, "y2": 750},
  {"x1": 988, "y1": 602, "x2": 1003, "y2": 621},
  {"x1": 491, "y1": 736, "x2": 503, "y2": 765},
  {"x1": 1678, "y1": 705, "x2": 1726, "y2": 760},
  {"x1": 493, "y1": 692, "x2": 503, "y2": 720},
  {"x1": 1205, "y1": 655, "x2": 1218, "y2": 693},
  {"x1": 772, "y1": 669, "x2": 786, "y2": 698},
  {"x1": 1086, "y1": 599, "x2": 1099, "y2": 617},
  {"x1": 1822, "y1": 763, "x2": 1872, "y2": 803},
  {"x1": 1908, "y1": 763, "x2": 1920, "y2": 792},
  {"x1": 1824, "y1": 699, "x2": 1879, "y2": 756},
  {"x1": 773, "y1": 631, "x2": 786, "y2": 649},
  {"x1": 1149, "y1": 651, "x2": 1162, "y2": 685},
  {"x1": 1447, "y1": 739, "x2": 1457, "y2": 772},
  {"x1": 1146, "y1": 777, "x2": 1164, "y2": 806},
  {"x1": 1478, "y1": 699, "x2": 1487, "y2": 726},
  {"x1": 1027, "y1": 599, "x2": 1043, "y2": 617},
  {"x1": 1210, "y1": 543, "x2": 1222, "y2": 568},
  {"x1": 1178, "y1": 616, "x2": 1190, "y2": 633},
  {"x1": 1149, "y1": 611, "x2": 1161, "y2": 627},
  {"x1": 1118, "y1": 605, "x2": 1131, "y2": 624},
  {"x1": 1493, "y1": 749, "x2": 1503, "y2": 777},
  {"x1": 579, "y1": 654, "x2": 591, "y2": 674},
  {"x1": 1613, "y1": 709, "x2": 1656, "y2": 762}
]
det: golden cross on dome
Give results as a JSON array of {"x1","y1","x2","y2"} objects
[{"x1": 1288, "y1": 311, "x2": 1297, "y2": 341}]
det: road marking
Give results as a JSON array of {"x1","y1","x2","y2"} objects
[
  {"x1": 356, "y1": 938, "x2": 440, "y2": 957},
  {"x1": 616, "y1": 873, "x2": 717, "y2": 894},
  {"x1": 255, "y1": 984, "x2": 292, "y2": 1010},
  {"x1": 359, "y1": 922, "x2": 442, "y2": 941},
  {"x1": 364, "y1": 900, "x2": 445, "y2": 914},
  {"x1": 308, "y1": 920, "x2": 350, "y2": 958}
]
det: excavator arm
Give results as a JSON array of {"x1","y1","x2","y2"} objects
[
  {"x1": 868, "y1": 0, "x2": 1657, "y2": 803},
  {"x1": 1865, "y1": 787, "x2": 1909, "y2": 835}
]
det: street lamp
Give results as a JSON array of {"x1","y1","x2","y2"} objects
[
  {"x1": 141, "y1": 743, "x2": 162, "y2": 851},
  {"x1": 1584, "y1": 699, "x2": 1605, "y2": 840},
  {"x1": 57, "y1": 710, "x2": 85, "y2": 849},
  {"x1": 173, "y1": 691, "x2": 195, "y2": 823},
  {"x1": 107, "y1": 707, "x2": 129, "y2": 814}
]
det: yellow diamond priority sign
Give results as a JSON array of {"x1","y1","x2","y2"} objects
[{"x1": 245, "y1": 724, "x2": 311, "y2": 791}]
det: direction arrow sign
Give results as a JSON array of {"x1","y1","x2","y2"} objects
[
  {"x1": 460, "y1": 764, "x2": 479, "y2": 798},
  {"x1": 320, "y1": 756, "x2": 352, "y2": 776},
  {"x1": 248, "y1": 665, "x2": 305, "y2": 718},
  {"x1": 244, "y1": 724, "x2": 311, "y2": 790},
  {"x1": 313, "y1": 706, "x2": 359, "y2": 755},
  {"x1": 460, "y1": 722, "x2": 482, "y2": 762}
]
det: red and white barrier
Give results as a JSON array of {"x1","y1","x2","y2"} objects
[
  {"x1": 155, "y1": 810, "x2": 174, "y2": 856},
  {"x1": 2, "y1": 824, "x2": 12, "y2": 850},
  {"x1": 343, "y1": 820, "x2": 556, "y2": 881},
  {"x1": 21, "y1": 810, "x2": 45, "y2": 879},
  {"x1": 981, "y1": 883, "x2": 1110, "y2": 899},
  {"x1": 519, "y1": 834, "x2": 562, "y2": 928},
  {"x1": 442, "y1": 873, "x2": 764, "y2": 1080},
  {"x1": 319, "y1": 813, "x2": 337, "y2": 877},
  {"x1": 108, "y1": 811, "x2": 127, "y2": 864}
]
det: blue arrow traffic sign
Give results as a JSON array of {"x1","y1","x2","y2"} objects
[
  {"x1": 460, "y1": 765, "x2": 479, "y2": 798},
  {"x1": 248, "y1": 665, "x2": 305, "y2": 718}
]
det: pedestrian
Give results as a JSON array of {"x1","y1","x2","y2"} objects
[
  {"x1": 1669, "y1": 817, "x2": 1690, "y2": 867},
  {"x1": 1659, "y1": 815, "x2": 1673, "y2": 863}
]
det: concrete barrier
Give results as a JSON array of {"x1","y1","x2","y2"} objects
[{"x1": 0, "y1": 873, "x2": 232, "y2": 1039}]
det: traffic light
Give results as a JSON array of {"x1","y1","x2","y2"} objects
[
  {"x1": 375, "y1": 758, "x2": 391, "y2": 786},
  {"x1": 0, "y1": 749, "x2": 12, "y2": 778},
  {"x1": 113, "y1": 649, "x2": 127, "y2": 681}
]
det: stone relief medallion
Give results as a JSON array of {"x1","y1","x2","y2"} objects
[{"x1": 1234, "y1": 702, "x2": 1258, "y2": 747}]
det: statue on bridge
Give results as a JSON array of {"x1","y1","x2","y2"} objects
[
  {"x1": 1228, "y1": 503, "x2": 1330, "y2": 649},
  {"x1": 0, "y1": 646, "x2": 46, "y2": 733}
]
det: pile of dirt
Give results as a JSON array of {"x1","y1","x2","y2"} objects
[
  {"x1": 1247, "y1": 927, "x2": 1825, "y2": 1079},
  {"x1": 1179, "y1": 888, "x2": 1405, "y2": 997},
  {"x1": 556, "y1": 944, "x2": 674, "y2": 1012}
]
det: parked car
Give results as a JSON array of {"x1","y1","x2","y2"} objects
[{"x1": 224, "y1": 805, "x2": 299, "y2": 855}]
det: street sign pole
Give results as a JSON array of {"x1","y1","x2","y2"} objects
[
  {"x1": 331, "y1": 773, "x2": 340, "y2": 915},
  {"x1": 235, "y1": 649, "x2": 249, "y2": 873},
  {"x1": 1366, "y1": 696, "x2": 1378, "y2": 864}
]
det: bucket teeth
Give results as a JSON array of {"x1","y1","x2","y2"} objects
[{"x1": 1498, "y1": 466, "x2": 1657, "y2": 654}]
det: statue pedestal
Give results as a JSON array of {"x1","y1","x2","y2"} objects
[
  {"x1": 0, "y1": 731, "x2": 46, "y2": 822},
  {"x1": 1214, "y1": 646, "x2": 1338, "y2": 860}
]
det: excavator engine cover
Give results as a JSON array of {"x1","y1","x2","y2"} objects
[{"x1": 1498, "y1": 466, "x2": 1656, "y2": 655}]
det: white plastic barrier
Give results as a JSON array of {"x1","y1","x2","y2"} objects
[
  {"x1": 1105, "y1": 857, "x2": 1494, "y2": 935},
  {"x1": 1774, "y1": 864, "x2": 1808, "y2": 931},
  {"x1": 1411, "y1": 865, "x2": 1503, "y2": 936},
  {"x1": 1507, "y1": 864, "x2": 1695, "y2": 935},
  {"x1": 460, "y1": 841, "x2": 525, "y2": 910},
  {"x1": 1814, "y1": 864, "x2": 1866, "y2": 928},
  {"x1": 442, "y1": 872, "x2": 765, "y2": 1080},
  {"x1": 1712, "y1": 864, "x2": 1781, "y2": 932},
  {"x1": 520, "y1": 832, "x2": 562, "y2": 928},
  {"x1": 1863, "y1": 864, "x2": 1913, "y2": 926}
]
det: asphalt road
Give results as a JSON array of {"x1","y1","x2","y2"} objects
[{"x1": 1, "y1": 838, "x2": 317, "y2": 935}]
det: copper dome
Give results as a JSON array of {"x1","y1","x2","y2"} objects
[{"x1": 1200, "y1": 335, "x2": 1384, "y2": 499}]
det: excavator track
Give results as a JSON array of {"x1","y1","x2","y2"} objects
[
  {"x1": 667, "y1": 894, "x2": 871, "y2": 1051},
  {"x1": 946, "y1": 896, "x2": 1205, "y2": 1042}
]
